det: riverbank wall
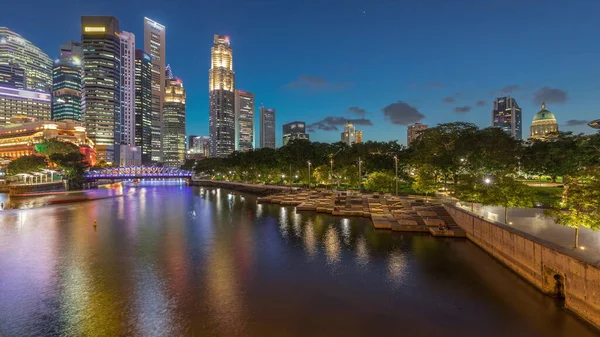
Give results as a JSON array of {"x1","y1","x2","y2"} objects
[
  {"x1": 191, "y1": 179, "x2": 293, "y2": 196},
  {"x1": 445, "y1": 204, "x2": 600, "y2": 330}
]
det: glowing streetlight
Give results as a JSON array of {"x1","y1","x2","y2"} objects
[
  {"x1": 393, "y1": 155, "x2": 398, "y2": 196},
  {"x1": 484, "y1": 177, "x2": 491, "y2": 185},
  {"x1": 307, "y1": 161, "x2": 312, "y2": 189}
]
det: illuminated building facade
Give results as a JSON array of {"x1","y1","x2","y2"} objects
[
  {"x1": 144, "y1": 17, "x2": 166, "y2": 163},
  {"x1": 187, "y1": 135, "x2": 210, "y2": 159},
  {"x1": 356, "y1": 130, "x2": 363, "y2": 144},
  {"x1": 282, "y1": 121, "x2": 309, "y2": 146},
  {"x1": 0, "y1": 116, "x2": 95, "y2": 165},
  {"x1": 234, "y1": 90, "x2": 254, "y2": 151},
  {"x1": 163, "y1": 78, "x2": 186, "y2": 168},
  {"x1": 81, "y1": 16, "x2": 121, "y2": 163},
  {"x1": 134, "y1": 49, "x2": 152, "y2": 164},
  {"x1": 120, "y1": 31, "x2": 136, "y2": 146},
  {"x1": 530, "y1": 103, "x2": 559, "y2": 140},
  {"x1": 0, "y1": 63, "x2": 24, "y2": 89},
  {"x1": 0, "y1": 27, "x2": 53, "y2": 92},
  {"x1": 492, "y1": 96, "x2": 522, "y2": 140},
  {"x1": 209, "y1": 35, "x2": 235, "y2": 157},
  {"x1": 259, "y1": 105, "x2": 275, "y2": 149},
  {"x1": 341, "y1": 121, "x2": 356, "y2": 145},
  {"x1": 51, "y1": 41, "x2": 82, "y2": 121},
  {"x1": 0, "y1": 85, "x2": 51, "y2": 125},
  {"x1": 407, "y1": 122, "x2": 428, "y2": 147}
]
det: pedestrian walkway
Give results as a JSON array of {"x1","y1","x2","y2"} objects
[{"x1": 444, "y1": 196, "x2": 600, "y2": 265}]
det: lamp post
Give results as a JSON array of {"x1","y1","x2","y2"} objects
[
  {"x1": 393, "y1": 155, "x2": 398, "y2": 196},
  {"x1": 307, "y1": 161, "x2": 312, "y2": 189},
  {"x1": 358, "y1": 157, "x2": 363, "y2": 192}
]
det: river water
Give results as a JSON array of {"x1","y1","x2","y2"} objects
[{"x1": 0, "y1": 183, "x2": 598, "y2": 337}]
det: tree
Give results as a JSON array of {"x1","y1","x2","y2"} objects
[
  {"x1": 485, "y1": 176, "x2": 533, "y2": 224},
  {"x1": 545, "y1": 172, "x2": 600, "y2": 248},
  {"x1": 312, "y1": 165, "x2": 329, "y2": 186},
  {"x1": 412, "y1": 165, "x2": 439, "y2": 200},
  {"x1": 181, "y1": 159, "x2": 195, "y2": 171},
  {"x1": 49, "y1": 152, "x2": 88, "y2": 190},
  {"x1": 364, "y1": 172, "x2": 395, "y2": 193},
  {"x1": 521, "y1": 133, "x2": 587, "y2": 183},
  {"x1": 6, "y1": 155, "x2": 47, "y2": 175},
  {"x1": 454, "y1": 174, "x2": 487, "y2": 211},
  {"x1": 35, "y1": 139, "x2": 80, "y2": 157}
]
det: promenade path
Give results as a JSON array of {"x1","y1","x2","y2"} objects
[{"x1": 444, "y1": 196, "x2": 600, "y2": 266}]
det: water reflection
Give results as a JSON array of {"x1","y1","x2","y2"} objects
[
  {"x1": 324, "y1": 226, "x2": 341, "y2": 267},
  {"x1": 0, "y1": 186, "x2": 598, "y2": 337}
]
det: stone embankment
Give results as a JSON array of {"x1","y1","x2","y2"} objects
[
  {"x1": 446, "y1": 205, "x2": 600, "y2": 330},
  {"x1": 258, "y1": 189, "x2": 465, "y2": 238}
]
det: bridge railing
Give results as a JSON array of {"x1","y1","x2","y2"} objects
[{"x1": 85, "y1": 166, "x2": 193, "y2": 179}]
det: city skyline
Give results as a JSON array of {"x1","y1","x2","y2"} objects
[{"x1": 2, "y1": 1, "x2": 599, "y2": 147}]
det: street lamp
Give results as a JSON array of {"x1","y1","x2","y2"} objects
[
  {"x1": 393, "y1": 155, "x2": 398, "y2": 196},
  {"x1": 330, "y1": 159, "x2": 334, "y2": 190},
  {"x1": 307, "y1": 161, "x2": 312, "y2": 189},
  {"x1": 484, "y1": 177, "x2": 491, "y2": 185},
  {"x1": 358, "y1": 157, "x2": 363, "y2": 192}
]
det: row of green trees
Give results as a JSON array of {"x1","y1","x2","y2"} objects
[
  {"x1": 191, "y1": 122, "x2": 600, "y2": 247},
  {"x1": 6, "y1": 139, "x2": 90, "y2": 189}
]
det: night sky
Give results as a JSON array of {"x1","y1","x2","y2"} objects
[{"x1": 4, "y1": 0, "x2": 599, "y2": 146}]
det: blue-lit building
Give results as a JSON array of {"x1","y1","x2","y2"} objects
[
  {"x1": 51, "y1": 41, "x2": 82, "y2": 121},
  {"x1": 134, "y1": 49, "x2": 152, "y2": 164}
]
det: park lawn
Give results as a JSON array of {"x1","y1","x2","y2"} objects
[{"x1": 530, "y1": 186, "x2": 563, "y2": 207}]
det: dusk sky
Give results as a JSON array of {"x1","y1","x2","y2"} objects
[{"x1": 4, "y1": 0, "x2": 599, "y2": 146}]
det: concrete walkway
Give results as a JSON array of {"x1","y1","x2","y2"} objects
[{"x1": 444, "y1": 196, "x2": 600, "y2": 265}]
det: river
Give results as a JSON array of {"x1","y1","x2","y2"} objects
[{"x1": 0, "y1": 183, "x2": 598, "y2": 337}]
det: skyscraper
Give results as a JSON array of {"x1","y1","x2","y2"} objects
[
  {"x1": 187, "y1": 135, "x2": 210, "y2": 159},
  {"x1": 0, "y1": 63, "x2": 24, "y2": 88},
  {"x1": 0, "y1": 27, "x2": 53, "y2": 92},
  {"x1": 259, "y1": 105, "x2": 275, "y2": 149},
  {"x1": 492, "y1": 96, "x2": 522, "y2": 140},
  {"x1": 282, "y1": 121, "x2": 309, "y2": 146},
  {"x1": 134, "y1": 49, "x2": 152, "y2": 164},
  {"x1": 0, "y1": 86, "x2": 51, "y2": 125},
  {"x1": 51, "y1": 41, "x2": 82, "y2": 121},
  {"x1": 356, "y1": 130, "x2": 363, "y2": 144},
  {"x1": 120, "y1": 31, "x2": 136, "y2": 146},
  {"x1": 341, "y1": 121, "x2": 356, "y2": 145},
  {"x1": 407, "y1": 122, "x2": 428, "y2": 147},
  {"x1": 209, "y1": 35, "x2": 235, "y2": 157},
  {"x1": 144, "y1": 17, "x2": 166, "y2": 163},
  {"x1": 81, "y1": 16, "x2": 121, "y2": 163},
  {"x1": 234, "y1": 90, "x2": 254, "y2": 152},
  {"x1": 163, "y1": 78, "x2": 186, "y2": 168}
]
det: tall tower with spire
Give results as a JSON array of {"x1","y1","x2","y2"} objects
[{"x1": 208, "y1": 35, "x2": 235, "y2": 157}]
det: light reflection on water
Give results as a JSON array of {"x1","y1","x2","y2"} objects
[{"x1": 0, "y1": 185, "x2": 598, "y2": 337}]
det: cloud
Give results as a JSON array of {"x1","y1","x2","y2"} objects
[
  {"x1": 381, "y1": 101, "x2": 424, "y2": 125},
  {"x1": 442, "y1": 96, "x2": 456, "y2": 103},
  {"x1": 349, "y1": 118, "x2": 372, "y2": 126},
  {"x1": 453, "y1": 106, "x2": 472, "y2": 114},
  {"x1": 492, "y1": 85, "x2": 520, "y2": 95},
  {"x1": 475, "y1": 100, "x2": 486, "y2": 107},
  {"x1": 285, "y1": 75, "x2": 353, "y2": 93},
  {"x1": 565, "y1": 119, "x2": 589, "y2": 126},
  {"x1": 348, "y1": 106, "x2": 368, "y2": 116},
  {"x1": 533, "y1": 86, "x2": 568, "y2": 105},
  {"x1": 307, "y1": 116, "x2": 372, "y2": 132}
]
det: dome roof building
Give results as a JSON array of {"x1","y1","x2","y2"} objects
[{"x1": 530, "y1": 103, "x2": 559, "y2": 139}]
